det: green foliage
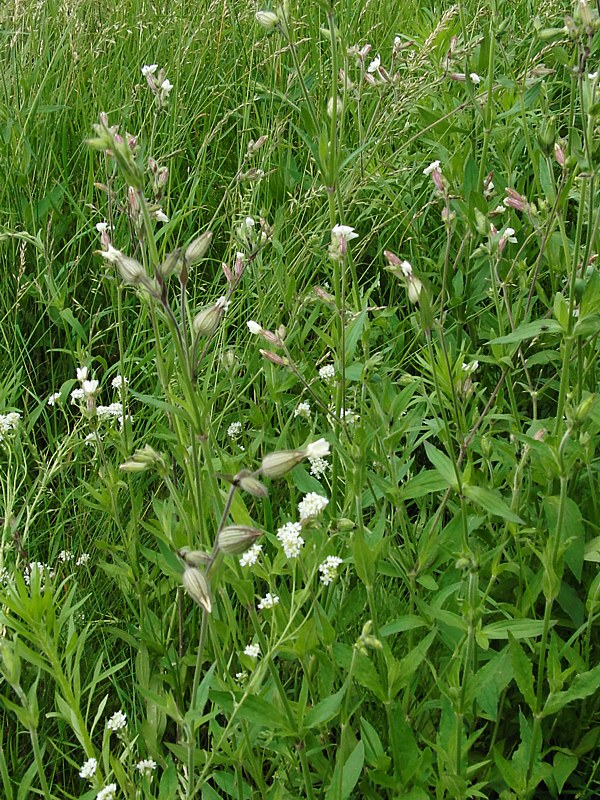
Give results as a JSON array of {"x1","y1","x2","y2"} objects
[{"x1": 1, "y1": 0, "x2": 600, "y2": 798}]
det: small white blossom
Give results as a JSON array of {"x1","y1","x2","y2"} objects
[
  {"x1": 305, "y1": 438, "x2": 330, "y2": 459},
  {"x1": 160, "y1": 78, "x2": 173, "y2": 95},
  {"x1": 309, "y1": 456, "x2": 330, "y2": 477},
  {"x1": 469, "y1": 72, "x2": 482, "y2": 84},
  {"x1": 97, "y1": 402, "x2": 124, "y2": 421},
  {"x1": 76, "y1": 553, "x2": 91, "y2": 566},
  {"x1": 239, "y1": 543, "x2": 262, "y2": 567},
  {"x1": 244, "y1": 643, "x2": 260, "y2": 658},
  {"x1": 258, "y1": 592, "x2": 279, "y2": 610},
  {"x1": 142, "y1": 64, "x2": 158, "y2": 76},
  {"x1": 79, "y1": 758, "x2": 97, "y2": 780},
  {"x1": 59, "y1": 550, "x2": 74, "y2": 562},
  {"x1": 97, "y1": 785, "x2": 117, "y2": 800},
  {"x1": 47, "y1": 392, "x2": 61, "y2": 406},
  {"x1": 319, "y1": 555, "x2": 343, "y2": 585},
  {"x1": 331, "y1": 224, "x2": 358, "y2": 240},
  {"x1": 111, "y1": 375, "x2": 128, "y2": 391},
  {"x1": 423, "y1": 160, "x2": 441, "y2": 176},
  {"x1": 82, "y1": 379, "x2": 99, "y2": 396},
  {"x1": 277, "y1": 521, "x2": 304, "y2": 559},
  {"x1": 319, "y1": 364, "x2": 335, "y2": 381},
  {"x1": 0, "y1": 412, "x2": 21, "y2": 441},
  {"x1": 235, "y1": 670, "x2": 248, "y2": 682},
  {"x1": 461, "y1": 360, "x2": 479, "y2": 374},
  {"x1": 341, "y1": 408, "x2": 359, "y2": 425},
  {"x1": 298, "y1": 493, "x2": 329, "y2": 521},
  {"x1": 153, "y1": 209, "x2": 169, "y2": 223},
  {"x1": 70, "y1": 388, "x2": 85, "y2": 404},
  {"x1": 95, "y1": 222, "x2": 110, "y2": 233},
  {"x1": 106, "y1": 710, "x2": 127, "y2": 731},
  {"x1": 227, "y1": 421, "x2": 242, "y2": 439},
  {"x1": 294, "y1": 401, "x2": 311, "y2": 419},
  {"x1": 136, "y1": 759, "x2": 157, "y2": 778},
  {"x1": 247, "y1": 320, "x2": 262, "y2": 335},
  {"x1": 76, "y1": 367, "x2": 88, "y2": 382},
  {"x1": 367, "y1": 54, "x2": 381, "y2": 73}
]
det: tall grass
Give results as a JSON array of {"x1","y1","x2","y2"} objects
[{"x1": 1, "y1": 0, "x2": 600, "y2": 798}]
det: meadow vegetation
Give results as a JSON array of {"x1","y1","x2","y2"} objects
[{"x1": 1, "y1": 0, "x2": 600, "y2": 797}]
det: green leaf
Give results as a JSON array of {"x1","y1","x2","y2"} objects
[
  {"x1": 304, "y1": 685, "x2": 346, "y2": 729},
  {"x1": 398, "y1": 470, "x2": 449, "y2": 500},
  {"x1": 509, "y1": 637, "x2": 536, "y2": 710},
  {"x1": 341, "y1": 740, "x2": 364, "y2": 799},
  {"x1": 487, "y1": 319, "x2": 562, "y2": 345},
  {"x1": 552, "y1": 751, "x2": 578, "y2": 794},
  {"x1": 424, "y1": 442, "x2": 458, "y2": 489},
  {"x1": 543, "y1": 664, "x2": 600, "y2": 716},
  {"x1": 380, "y1": 615, "x2": 427, "y2": 637},
  {"x1": 468, "y1": 646, "x2": 513, "y2": 720},
  {"x1": 464, "y1": 485, "x2": 523, "y2": 523},
  {"x1": 484, "y1": 619, "x2": 548, "y2": 639}
]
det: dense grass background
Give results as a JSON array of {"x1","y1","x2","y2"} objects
[{"x1": 2, "y1": 0, "x2": 600, "y2": 798}]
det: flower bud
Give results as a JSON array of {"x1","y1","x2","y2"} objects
[
  {"x1": 217, "y1": 525, "x2": 263, "y2": 555},
  {"x1": 192, "y1": 297, "x2": 229, "y2": 337},
  {"x1": 234, "y1": 470, "x2": 269, "y2": 498},
  {"x1": 100, "y1": 245, "x2": 146, "y2": 285},
  {"x1": 184, "y1": 231, "x2": 212, "y2": 265},
  {"x1": 261, "y1": 448, "x2": 305, "y2": 478},
  {"x1": 178, "y1": 548, "x2": 212, "y2": 567},
  {"x1": 260, "y1": 349, "x2": 288, "y2": 366},
  {"x1": 158, "y1": 248, "x2": 184, "y2": 279},
  {"x1": 182, "y1": 566, "x2": 212, "y2": 613},
  {"x1": 120, "y1": 444, "x2": 167, "y2": 475},
  {"x1": 255, "y1": 10, "x2": 280, "y2": 29}
]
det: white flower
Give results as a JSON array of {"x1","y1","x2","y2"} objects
[
  {"x1": 111, "y1": 375, "x2": 128, "y2": 390},
  {"x1": 82, "y1": 379, "x2": 99, "y2": 396},
  {"x1": 136, "y1": 758, "x2": 157, "y2": 778},
  {"x1": 153, "y1": 209, "x2": 169, "y2": 223},
  {"x1": 97, "y1": 402, "x2": 124, "y2": 421},
  {"x1": 462, "y1": 360, "x2": 479, "y2": 374},
  {"x1": 215, "y1": 296, "x2": 230, "y2": 312},
  {"x1": 79, "y1": 758, "x2": 97, "y2": 780},
  {"x1": 319, "y1": 364, "x2": 335, "y2": 381},
  {"x1": 239, "y1": 543, "x2": 262, "y2": 567},
  {"x1": 59, "y1": 550, "x2": 74, "y2": 562},
  {"x1": 309, "y1": 456, "x2": 330, "y2": 477},
  {"x1": 47, "y1": 392, "x2": 61, "y2": 406},
  {"x1": 76, "y1": 367, "x2": 88, "y2": 382},
  {"x1": 142, "y1": 64, "x2": 158, "y2": 76},
  {"x1": 500, "y1": 226, "x2": 517, "y2": 244},
  {"x1": 258, "y1": 592, "x2": 279, "y2": 610},
  {"x1": 367, "y1": 54, "x2": 381, "y2": 73},
  {"x1": 247, "y1": 320, "x2": 262, "y2": 335},
  {"x1": 469, "y1": 72, "x2": 481, "y2": 84},
  {"x1": 399, "y1": 260, "x2": 412, "y2": 277},
  {"x1": 97, "y1": 784, "x2": 117, "y2": 800},
  {"x1": 70, "y1": 388, "x2": 84, "y2": 404},
  {"x1": 319, "y1": 555, "x2": 343, "y2": 585},
  {"x1": 227, "y1": 421, "x2": 242, "y2": 439},
  {"x1": 492, "y1": 204, "x2": 505, "y2": 214},
  {"x1": 160, "y1": 79, "x2": 173, "y2": 95},
  {"x1": 277, "y1": 521, "x2": 304, "y2": 559},
  {"x1": 423, "y1": 160, "x2": 441, "y2": 176},
  {"x1": 0, "y1": 412, "x2": 21, "y2": 441},
  {"x1": 106, "y1": 710, "x2": 127, "y2": 731},
  {"x1": 305, "y1": 438, "x2": 330, "y2": 459},
  {"x1": 244, "y1": 643, "x2": 260, "y2": 658},
  {"x1": 341, "y1": 408, "x2": 359, "y2": 425},
  {"x1": 331, "y1": 224, "x2": 359, "y2": 240},
  {"x1": 294, "y1": 401, "x2": 311, "y2": 419},
  {"x1": 298, "y1": 493, "x2": 329, "y2": 521},
  {"x1": 235, "y1": 671, "x2": 248, "y2": 682},
  {"x1": 588, "y1": 71, "x2": 598, "y2": 80},
  {"x1": 95, "y1": 222, "x2": 110, "y2": 233},
  {"x1": 76, "y1": 553, "x2": 91, "y2": 566}
]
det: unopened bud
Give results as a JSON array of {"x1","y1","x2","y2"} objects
[
  {"x1": 158, "y1": 248, "x2": 184, "y2": 279},
  {"x1": 217, "y1": 525, "x2": 263, "y2": 555},
  {"x1": 192, "y1": 297, "x2": 229, "y2": 337},
  {"x1": 574, "y1": 394, "x2": 596, "y2": 425},
  {"x1": 100, "y1": 245, "x2": 146, "y2": 285},
  {"x1": 182, "y1": 566, "x2": 212, "y2": 613},
  {"x1": 407, "y1": 275, "x2": 423, "y2": 304},
  {"x1": 247, "y1": 135, "x2": 268, "y2": 154},
  {"x1": 260, "y1": 349, "x2": 288, "y2": 366},
  {"x1": 255, "y1": 10, "x2": 280, "y2": 29},
  {"x1": 313, "y1": 285, "x2": 336, "y2": 305},
  {"x1": 178, "y1": 548, "x2": 212, "y2": 567},
  {"x1": 261, "y1": 448, "x2": 305, "y2": 478},
  {"x1": 120, "y1": 444, "x2": 167, "y2": 474},
  {"x1": 234, "y1": 470, "x2": 269, "y2": 498},
  {"x1": 184, "y1": 231, "x2": 212, "y2": 265},
  {"x1": 554, "y1": 142, "x2": 566, "y2": 168}
]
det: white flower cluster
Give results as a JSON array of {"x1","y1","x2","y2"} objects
[
  {"x1": 298, "y1": 493, "x2": 329, "y2": 521},
  {"x1": 244, "y1": 642, "x2": 260, "y2": 658},
  {"x1": 239, "y1": 542, "x2": 262, "y2": 568},
  {"x1": 319, "y1": 364, "x2": 335, "y2": 381},
  {"x1": 294, "y1": 401, "x2": 311, "y2": 419},
  {"x1": 318, "y1": 555, "x2": 343, "y2": 585},
  {"x1": 106, "y1": 710, "x2": 127, "y2": 731},
  {"x1": 309, "y1": 456, "x2": 330, "y2": 478},
  {"x1": 276, "y1": 521, "x2": 304, "y2": 559},
  {"x1": 79, "y1": 758, "x2": 97, "y2": 780},
  {"x1": 64, "y1": 366, "x2": 130, "y2": 428},
  {"x1": 257, "y1": 592, "x2": 279, "y2": 610},
  {"x1": 97, "y1": 784, "x2": 117, "y2": 800},
  {"x1": 136, "y1": 758, "x2": 157, "y2": 778},
  {"x1": 0, "y1": 411, "x2": 20, "y2": 442},
  {"x1": 227, "y1": 421, "x2": 242, "y2": 439}
]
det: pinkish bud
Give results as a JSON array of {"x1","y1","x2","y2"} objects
[
  {"x1": 554, "y1": 142, "x2": 566, "y2": 168},
  {"x1": 260, "y1": 349, "x2": 287, "y2": 366},
  {"x1": 222, "y1": 262, "x2": 233, "y2": 283},
  {"x1": 504, "y1": 188, "x2": 529, "y2": 212}
]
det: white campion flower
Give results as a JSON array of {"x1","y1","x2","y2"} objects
[
  {"x1": 367, "y1": 54, "x2": 381, "y2": 73},
  {"x1": 258, "y1": 592, "x2": 279, "y2": 610},
  {"x1": 244, "y1": 642, "x2": 260, "y2": 658},
  {"x1": 423, "y1": 160, "x2": 441, "y2": 176},
  {"x1": 469, "y1": 72, "x2": 482, "y2": 84},
  {"x1": 142, "y1": 64, "x2": 158, "y2": 76},
  {"x1": 76, "y1": 366, "x2": 88, "y2": 382},
  {"x1": 305, "y1": 438, "x2": 330, "y2": 459},
  {"x1": 81, "y1": 379, "x2": 99, "y2": 396},
  {"x1": 153, "y1": 209, "x2": 169, "y2": 223},
  {"x1": 247, "y1": 320, "x2": 262, "y2": 335},
  {"x1": 160, "y1": 78, "x2": 173, "y2": 96}
]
